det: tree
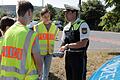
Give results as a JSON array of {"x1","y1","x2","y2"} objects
[
  {"x1": 99, "y1": 12, "x2": 119, "y2": 31},
  {"x1": 33, "y1": 10, "x2": 40, "y2": 21},
  {"x1": 55, "y1": 10, "x2": 66, "y2": 26},
  {"x1": 45, "y1": 4, "x2": 57, "y2": 20},
  {"x1": 105, "y1": 0, "x2": 120, "y2": 15},
  {"x1": 32, "y1": 6, "x2": 42, "y2": 21},
  {"x1": 81, "y1": 0, "x2": 106, "y2": 30},
  {"x1": 99, "y1": 0, "x2": 120, "y2": 32},
  {"x1": 0, "y1": 9, "x2": 7, "y2": 19}
]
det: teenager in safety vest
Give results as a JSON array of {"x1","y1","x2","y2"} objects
[
  {"x1": 0, "y1": 16, "x2": 15, "y2": 63},
  {"x1": 0, "y1": 1, "x2": 43, "y2": 80},
  {"x1": 59, "y1": 4, "x2": 90, "y2": 80},
  {"x1": 34, "y1": 8, "x2": 58, "y2": 80}
]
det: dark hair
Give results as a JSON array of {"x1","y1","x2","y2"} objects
[
  {"x1": 40, "y1": 8, "x2": 50, "y2": 16},
  {"x1": 0, "y1": 29, "x2": 3, "y2": 37},
  {"x1": 17, "y1": 0, "x2": 34, "y2": 17},
  {"x1": 0, "y1": 16, "x2": 15, "y2": 32}
]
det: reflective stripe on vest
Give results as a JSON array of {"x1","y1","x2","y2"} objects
[
  {"x1": 72, "y1": 20, "x2": 85, "y2": 30},
  {"x1": 35, "y1": 22, "x2": 58, "y2": 55},
  {"x1": 0, "y1": 77, "x2": 19, "y2": 80},
  {"x1": 0, "y1": 25, "x2": 38, "y2": 80},
  {"x1": 38, "y1": 33, "x2": 55, "y2": 40}
]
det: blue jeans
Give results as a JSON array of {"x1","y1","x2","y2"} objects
[{"x1": 42, "y1": 55, "x2": 52, "y2": 80}]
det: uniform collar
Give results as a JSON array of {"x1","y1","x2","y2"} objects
[
  {"x1": 71, "y1": 18, "x2": 80, "y2": 25},
  {"x1": 64, "y1": 18, "x2": 80, "y2": 30}
]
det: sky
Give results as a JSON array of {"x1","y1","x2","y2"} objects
[
  {"x1": 0, "y1": 0, "x2": 85, "y2": 8},
  {"x1": 0, "y1": 0, "x2": 113, "y2": 11}
]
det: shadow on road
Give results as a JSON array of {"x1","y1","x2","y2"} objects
[
  {"x1": 49, "y1": 72, "x2": 62, "y2": 80},
  {"x1": 108, "y1": 52, "x2": 120, "y2": 55}
]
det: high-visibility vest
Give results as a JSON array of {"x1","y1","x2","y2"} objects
[
  {"x1": 0, "y1": 37, "x2": 2, "y2": 77},
  {"x1": 0, "y1": 37, "x2": 3, "y2": 55},
  {"x1": 0, "y1": 23, "x2": 39, "y2": 80},
  {"x1": 34, "y1": 21, "x2": 58, "y2": 55}
]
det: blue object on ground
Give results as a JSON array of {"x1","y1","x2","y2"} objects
[{"x1": 89, "y1": 55, "x2": 120, "y2": 80}]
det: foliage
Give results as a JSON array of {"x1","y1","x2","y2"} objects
[
  {"x1": 0, "y1": 9, "x2": 7, "y2": 19},
  {"x1": 81, "y1": 0, "x2": 106, "y2": 30},
  {"x1": 33, "y1": 10, "x2": 40, "y2": 21},
  {"x1": 45, "y1": 4, "x2": 57, "y2": 20},
  {"x1": 99, "y1": 0, "x2": 120, "y2": 32},
  {"x1": 55, "y1": 9, "x2": 66, "y2": 26},
  {"x1": 99, "y1": 12, "x2": 119, "y2": 31},
  {"x1": 105, "y1": 0, "x2": 120, "y2": 15}
]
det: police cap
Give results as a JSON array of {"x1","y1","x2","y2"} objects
[{"x1": 63, "y1": 4, "x2": 80, "y2": 11}]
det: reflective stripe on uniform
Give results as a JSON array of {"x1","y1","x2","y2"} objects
[{"x1": 1, "y1": 30, "x2": 38, "y2": 79}]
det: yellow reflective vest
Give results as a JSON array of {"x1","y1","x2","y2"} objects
[
  {"x1": 34, "y1": 21, "x2": 58, "y2": 55},
  {"x1": 0, "y1": 22, "x2": 39, "y2": 80},
  {"x1": 0, "y1": 37, "x2": 3, "y2": 55}
]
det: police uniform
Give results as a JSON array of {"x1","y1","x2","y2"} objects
[{"x1": 61, "y1": 4, "x2": 90, "y2": 80}]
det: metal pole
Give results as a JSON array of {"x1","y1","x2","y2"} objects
[
  {"x1": 79, "y1": 0, "x2": 81, "y2": 18},
  {"x1": 42, "y1": 0, "x2": 44, "y2": 7}
]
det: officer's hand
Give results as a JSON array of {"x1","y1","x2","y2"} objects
[{"x1": 59, "y1": 46, "x2": 66, "y2": 52}]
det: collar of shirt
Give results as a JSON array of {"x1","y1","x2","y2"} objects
[
  {"x1": 71, "y1": 18, "x2": 80, "y2": 25},
  {"x1": 64, "y1": 18, "x2": 80, "y2": 31}
]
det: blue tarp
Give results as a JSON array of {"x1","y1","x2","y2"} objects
[{"x1": 89, "y1": 55, "x2": 120, "y2": 80}]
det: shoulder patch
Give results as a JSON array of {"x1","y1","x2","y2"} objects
[{"x1": 82, "y1": 28, "x2": 87, "y2": 34}]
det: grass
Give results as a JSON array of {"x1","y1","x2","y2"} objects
[
  {"x1": 49, "y1": 52, "x2": 116, "y2": 80},
  {"x1": 0, "y1": 52, "x2": 117, "y2": 80}
]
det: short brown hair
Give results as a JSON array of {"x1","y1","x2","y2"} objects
[
  {"x1": 40, "y1": 8, "x2": 50, "y2": 16},
  {"x1": 16, "y1": 0, "x2": 34, "y2": 17}
]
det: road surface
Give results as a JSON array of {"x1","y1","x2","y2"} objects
[{"x1": 54, "y1": 31, "x2": 120, "y2": 52}]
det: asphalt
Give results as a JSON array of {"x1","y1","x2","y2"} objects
[{"x1": 54, "y1": 31, "x2": 120, "y2": 53}]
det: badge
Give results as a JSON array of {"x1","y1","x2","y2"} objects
[{"x1": 82, "y1": 28, "x2": 87, "y2": 34}]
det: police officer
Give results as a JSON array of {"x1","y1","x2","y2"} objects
[{"x1": 59, "y1": 4, "x2": 90, "y2": 80}]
